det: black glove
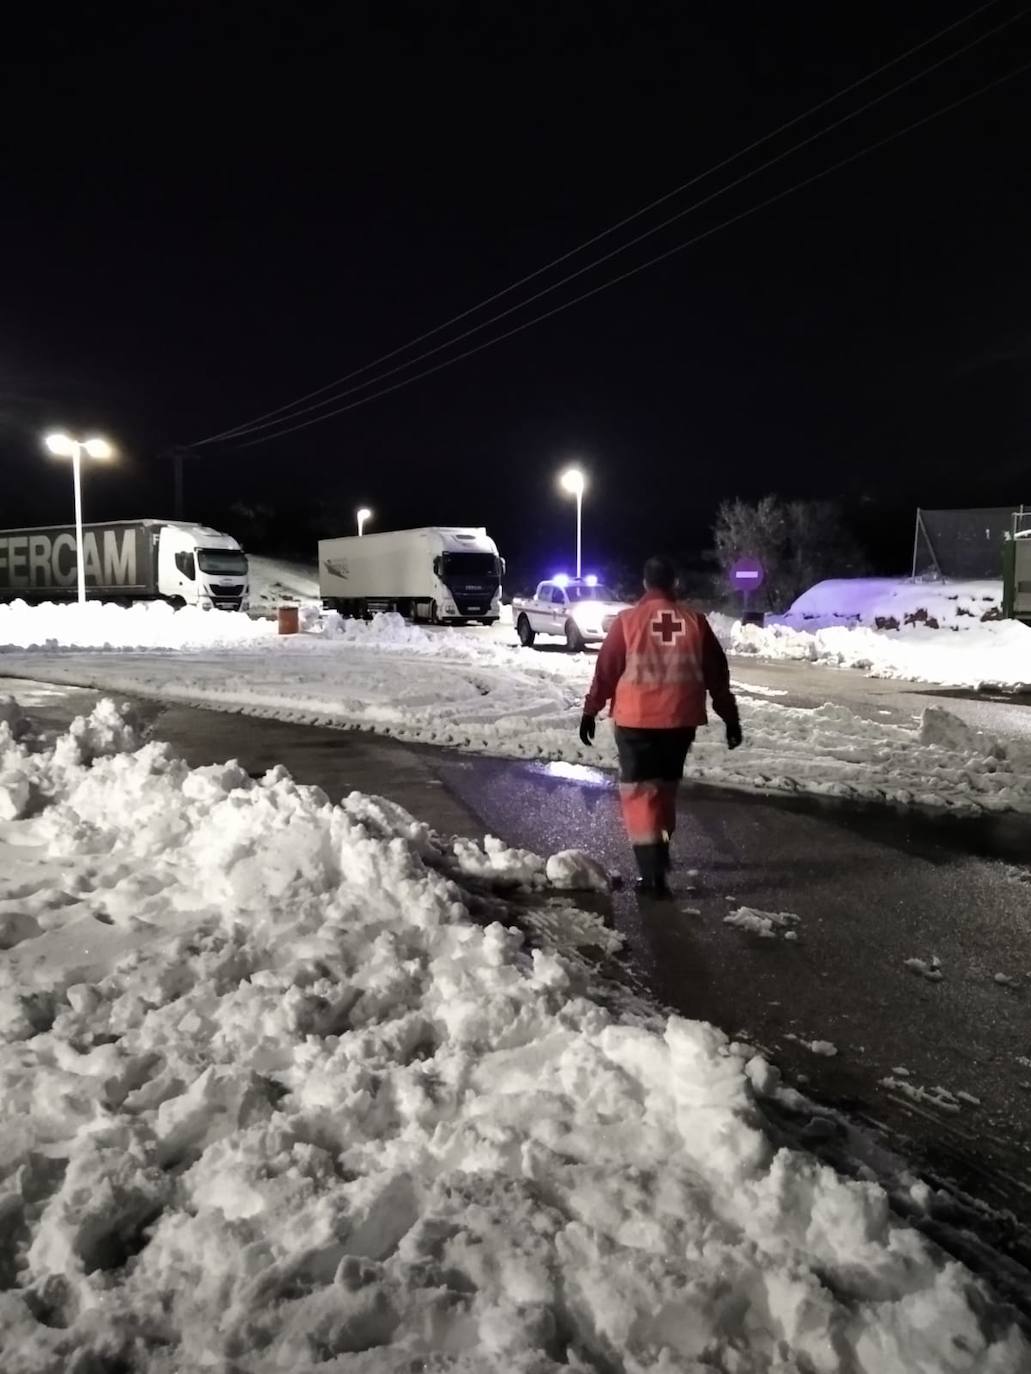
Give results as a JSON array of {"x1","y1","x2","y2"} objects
[
  {"x1": 579, "y1": 714, "x2": 597, "y2": 747},
  {"x1": 725, "y1": 720, "x2": 743, "y2": 751}
]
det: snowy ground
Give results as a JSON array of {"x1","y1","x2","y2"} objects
[
  {"x1": 1, "y1": 697, "x2": 1028, "y2": 1372},
  {"x1": 247, "y1": 555, "x2": 320, "y2": 612},
  {"x1": 1, "y1": 606, "x2": 1030, "y2": 817}
]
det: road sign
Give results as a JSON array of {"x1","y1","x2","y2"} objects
[{"x1": 730, "y1": 556, "x2": 764, "y2": 591}]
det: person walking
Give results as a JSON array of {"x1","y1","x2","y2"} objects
[{"x1": 579, "y1": 556, "x2": 742, "y2": 895}]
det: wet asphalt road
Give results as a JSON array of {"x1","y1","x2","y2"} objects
[{"x1": 7, "y1": 677, "x2": 1031, "y2": 1273}]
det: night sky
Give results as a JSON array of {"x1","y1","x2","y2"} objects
[{"x1": 2, "y1": 2, "x2": 1029, "y2": 585}]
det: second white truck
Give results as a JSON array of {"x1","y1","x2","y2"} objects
[
  {"x1": 319, "y1": 526, "x2": 505, "y2": 624},
  {"x1": 512, "y1": 576, "x2": 629, "y2": 651}
]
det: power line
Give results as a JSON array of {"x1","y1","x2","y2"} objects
[
  {"x1": 209, "y1": 3, "x2": 1028, "y2": 447},
  {"x1": 233, "y1": 55, "x2": 1031, "y2": 450},
  {"x1": 192, "y1": 0, "x2": 1009, "y2": 446}
]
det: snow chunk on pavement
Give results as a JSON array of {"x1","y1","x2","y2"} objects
[
  {"x1": 451, "y1": 832, "x2": 547, "y2": 886},
  {"x1": 544, "y1": 848, "x2": 611, "y2": 891},
  {"x1": 807, "y1": 1040, "x2": 838, "y2": 1057},
  {"x1": 724, "y1": 906, "x2": 801, "y2": 939},
  {"x1": 450, "y1": 836, "x2": 610, "y2": 893},
  {"x1": 0, "y1": 704, "x2": 1028, "y2": 1369},
  {"x1": 905, "y1": 956, "x2": 944, "y2": 982}
]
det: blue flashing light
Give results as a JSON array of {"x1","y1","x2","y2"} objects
[
  {"x1": 552, "y1": 572, "x2": 570, "y2": 586},
  {"x1": 585, "y1": 574, "x2": 598, "y2": 586}
]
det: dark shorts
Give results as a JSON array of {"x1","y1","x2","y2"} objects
[{"x1": 614, "y1": 726, "x2": 696, "y2": 783}]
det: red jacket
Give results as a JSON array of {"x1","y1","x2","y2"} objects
[{"x1": 584, "y1": 591, "x2": 738, "y2": 729}]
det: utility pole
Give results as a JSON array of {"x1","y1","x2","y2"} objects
[{"x1": 161, "y1": 447, "x2": 199, "y2": 519}]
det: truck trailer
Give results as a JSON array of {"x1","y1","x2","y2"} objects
[
  {"x1": 319, "y1": 526, "x2": 504, "y2": 624},
  {"x1": 0, "y1": 519, "x2": 249, "y2": 610}
]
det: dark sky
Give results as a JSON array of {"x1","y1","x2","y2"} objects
[{"x1": 2, "y1": 1, "x2": 1029, "y2": 579}]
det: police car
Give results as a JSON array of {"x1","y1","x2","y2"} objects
[{"x1": 512, "y1": 575, "x2": 629, "y2": 652}]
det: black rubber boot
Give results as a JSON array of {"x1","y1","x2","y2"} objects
[{"x1": 633, "y1": 844, "x2": 673, "y2": 899}]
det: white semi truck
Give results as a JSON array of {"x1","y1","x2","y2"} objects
[
  {"x1": 319, "y1": 526, "x2": 505, "y2": 624},
  {"x1": 0, "y1": 518, "x2": 249, "y2": 610}
]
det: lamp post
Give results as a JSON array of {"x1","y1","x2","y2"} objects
[
  {"x1": 44, "y1": 433, "x2": 114, "y2": 605},
  {"x1": 559, "y1": 467, "x2": 585, "y2": 578},
  {"x1": 356, "y1": 507, "x2": 372, "y2": 537}
]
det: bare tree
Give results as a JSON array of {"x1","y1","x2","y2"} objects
[{"x1": 713, "y1": 495, "x2": 867, "y2": 611}]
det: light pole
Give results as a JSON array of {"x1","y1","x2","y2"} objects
[
  {"x1": 356, "y1": 507, "x2": 372, "y2": 537},
  {"x1": 44, "y1": 432, "x2": 114, "y2": 605},
  {"x1": 559, "y1": 467, "x2": 585, "y2": 578}
]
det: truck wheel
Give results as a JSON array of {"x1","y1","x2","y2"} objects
[
  {"x1": 517, "y1": 615, "x2": 536, "y2": 647},
  {"x1": 565, "y1": 620, "x2": 586, "y2": 653}
]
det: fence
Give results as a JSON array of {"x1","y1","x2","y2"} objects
[{"x1": 911, "y1": 507, "x2": 1027, "y2": 580}]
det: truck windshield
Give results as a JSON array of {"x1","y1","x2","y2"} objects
[
  {"x1": 567, "y1": 584, "x2": 615, "y2": 602},
  {"x1": 441, "y1": 553, "x2": 499, "y2": 578},
  {"x1": 197, "y1": 549, "x2": 248, "y2": 575}
]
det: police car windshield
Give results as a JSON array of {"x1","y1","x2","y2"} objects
[
  {"x1": 567, "y1": 584, "x2": 615, "y2": 602},
  {"x1": 197, "y1": 549, "x2": 248, "y2": 575}
]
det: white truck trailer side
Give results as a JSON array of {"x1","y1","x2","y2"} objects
[
  {"x1": 318, "y1": 526, "x2": 504, "y2": 624},
  {"x1": 0, "y1": 519, "x2": 249, "y2": 610}
]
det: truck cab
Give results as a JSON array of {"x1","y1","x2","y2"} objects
[
  {"x1": 512, "y1": 576, "x2": 628, "y2": 651},
  {"x1": 156, "y1": 523, "x2": 249, "y2": 610}
]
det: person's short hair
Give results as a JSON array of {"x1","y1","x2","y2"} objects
[{"x1": 643, "y1": 556, "x2": 677, "y2": 592}]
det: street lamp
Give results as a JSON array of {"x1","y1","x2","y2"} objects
[
  {"x1": 44, "y1": 432, "x2": 114, "y2": 606},
  {"x1": 356, "y1": 507, "x2": 372, "y2": 537},
  {"x1": 559, "y1": 467, "x2": 586, "y2": 578}
]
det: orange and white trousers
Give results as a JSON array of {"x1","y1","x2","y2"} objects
[{"x1": 614, "y1": 725, "x2": 696, "y2": 879}]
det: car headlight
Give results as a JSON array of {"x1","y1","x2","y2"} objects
[{"x1": 572, "y1": 605, "x2": 603, "y2": 632}]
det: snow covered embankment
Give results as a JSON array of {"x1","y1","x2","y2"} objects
[
  {"x1": 779, "y1": 577, "x2": 1004, "y2": 629},
  {"x1": 0, "y1": 598, "x2": 275, "y2": 651},
  {"x1": 711, "y1": 576, "x2": 1031, "y2": 690},
  {"x1": 718, "y1": 616, "x2": 1031, "y2": 691},
  {"x1": 247, "y1": 555, "x2": 320, "y2": 612},
  {"x1": 0, "y1": 700, "x2": 1028, "y2": 1372}
]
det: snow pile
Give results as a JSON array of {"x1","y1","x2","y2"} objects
[
  {"x1": 780, "y1": 577, "x2": 1003, "y2": 628},
  {"x1": 320, "y1": 609, "x2": 442, "y2": 649},
  {"x1": 0, "y1": 599, "x2": 274, "y2": 652},
  {"x1": 719, "y1": 616, "x2": 1031, "y2": 690},
  {"x1": 247, "y1": 555, "x2": 320, "y2": 610},
  {"x1": 1, "y1": 710, "x2": 1028, "y2": 1370}
]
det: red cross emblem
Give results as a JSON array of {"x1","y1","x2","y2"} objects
[{"x1": 651, "y1": 610, "x2": 686, "y2": 644}]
